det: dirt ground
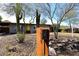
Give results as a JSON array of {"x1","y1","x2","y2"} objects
[
  {"x1": 0, "y1": 32, "x2": 79, "y2": 56},
  {"x1": 0, "y1": 34, "x2": 36, "y2": 56}
]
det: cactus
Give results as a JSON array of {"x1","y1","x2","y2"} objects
[
  {"x1": 36, "y1": 9, "x2": 41, "y2": 27},
  {"x1": 15, "y1": 3, "x2": 23, "y2": 34}
]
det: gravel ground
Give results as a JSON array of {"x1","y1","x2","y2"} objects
[
  {"x1": 0, "y1": 34, "x2": 36, "y2": 56},
  {"x1": 0, "y1": 33, "x2": 79, "y2": 56}
]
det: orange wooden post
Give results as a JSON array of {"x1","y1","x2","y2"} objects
[
  {"x1": 36, "y1": 27, "x2": 43, "y2": 56},
  {"x1": 36, "y1": 27, "x2": 49, "y2": 56}
]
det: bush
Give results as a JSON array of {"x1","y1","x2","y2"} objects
[
  {"x1": 61, "y1": 29, "x2": 66, "y2": 33},
  {"x1": 17, "y1": 33, "x2": 25, "y2": 43}
]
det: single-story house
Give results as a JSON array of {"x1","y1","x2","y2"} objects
[
  {"x1": 0, "y1": 20, "x2": 52, "y2": 34},
  {"x1": 1, "y1": 20, "x2": 78, "y2": 34}
]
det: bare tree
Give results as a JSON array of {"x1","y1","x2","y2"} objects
[
  {"x1": 0, "y1": 3, "x2": 77, "y2": 39},
  {"x1": 40, "y1": 3, "x2": 76, "y2": 39},
  {"x1": 40, "y1": 18, "x2": 47, "y2": 24},
  {"x1": 55, "y1": 4, "x2": 76, "y2": 39}
]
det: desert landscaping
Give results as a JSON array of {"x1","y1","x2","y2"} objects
[
  {"x1": 0, "y1": 33, "x2": 79, "y2": 56},
  {"x1": 0, "y1": 3, "x2": 79, "y2": 56}
]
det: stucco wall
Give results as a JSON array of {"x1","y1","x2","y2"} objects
[{"x1": 9, "y1": 24, "x2": 17, "y2": 33}]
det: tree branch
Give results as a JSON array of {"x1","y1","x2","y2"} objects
[{"x1": 58, "y1": 4, "x2": 75, "y2": 24}]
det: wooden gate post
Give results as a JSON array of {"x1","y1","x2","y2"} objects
[{"x1": 36, "y1": 27, "x2": 49, "y2": 56}]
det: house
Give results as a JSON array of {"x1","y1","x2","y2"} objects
[
  {"x1": 1, "y1": 20, "x2": 77, "y2": 34},
  {"x1": 0, "y1": 20, "x2": 10, "y2": 34},
  {"x1": 0, "y1": 20, "x2": 52, "y2": 34}
]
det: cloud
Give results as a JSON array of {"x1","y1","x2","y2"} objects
[{"x1": 0, "y1": 11, "x2": 68, "y2": 26}]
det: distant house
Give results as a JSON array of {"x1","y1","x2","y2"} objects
[
  {"x1": 0, "y1": 20, "x2": 10, "y2": 34},
  {"x1": 59, "y1": 26, "x2": 70, "y2": 32},
  {"x1": 0, "y1": 20, "x2": 52, "y2": 34},
  {"x1": 1, "y1": 20, "x2": 78, "y2": 34}
]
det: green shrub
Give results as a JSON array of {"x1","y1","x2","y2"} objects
[
  {"x1": 17, "y1": 33, "x2": 25, "y2": 43},
  {"x1": 61, "y1": 29, "x2": 66, "y2": 33}
]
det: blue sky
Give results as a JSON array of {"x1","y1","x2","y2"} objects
[
  {"x1": 0, "y1": 11, "x2": 68, "y2": 26},
  {"x1": 0, "y1": 3, "x2": 70, "y2": 26}
]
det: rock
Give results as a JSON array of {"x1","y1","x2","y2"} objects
[
  {"x1": 57, "y1": 50, "x2": 61, "y2": 54},
  {"x1": 72, "y1": 44, "x2": 77, "y2": 49},
  {"x1": 49, "y1": 39, "x2": 53, "y2": 41},
  {"x1": 61, "y1": 39, "x2": 68, "y2": 42},
  {"x1": 58, "y1": 46, "x2": 67, "y2": 52},
  {"x1": 54, "y1": 48, "x2": 61, "y2": 54},
  {"x1": 8, "y1": 46, "x2": 17, "y2": 52},
  {"x1": 75, "y1": 44, "x2": 79, "y2": 50},
  {"x1": 49, "y1": 42, "x2": 52, "y2": 46},
  {"x1": 66, "y1": 44, "x2": 73, "y2": 51},
  {"x1": 71, "y1": 42, "x2": 79, "y2": 50},
  {"x1": 49, "y1": 47, "x2": 57, "y2": 56},
  {"x1": 57, "y1": 44, "x2": 62, "y2": 47}
]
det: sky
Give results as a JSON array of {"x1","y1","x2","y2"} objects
[
  {"x1": 0, "y1": 11, "x2": 68, "y2": 26},
  {"x1": 0, "y1": 3, "x2": 69, "y2": 26}
]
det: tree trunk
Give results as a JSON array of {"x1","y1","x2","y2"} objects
[
  {"x1": 50, "y1": 18, "x2": 58, "y2": 39},
  {"x1": 54, "y1": 31, "x2": 58, "y2": 39},
  {"x1": 53, "y1": 23, "x2": 60, "y2": 39}
]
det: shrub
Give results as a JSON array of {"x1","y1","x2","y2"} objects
[
  {"x1": 61, "y1": 29, "x2": 66, "y2": 33},
  {"x1": 17, "y1": 33, "x2": 25, "y2": 43}
]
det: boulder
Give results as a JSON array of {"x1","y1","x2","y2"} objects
[
  {"x1": 57, "y1": 44, "x2": 63, "y2": 47},
  {"x1": 49, "y1": 41, "x2": 52, "y2": 46},
  {"x1": 58, "y1": 46, "x2": 67, "y2": 52},
  {"x1": 66, "y1": 44, "x2": 73, "y2": 51},
  {"x1": 49, "y1": 47, "x2": 57, "y2": 56}
]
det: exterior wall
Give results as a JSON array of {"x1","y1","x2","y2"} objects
[
  {"x1": 20, "y1": 25, "x2": 25, "y2": 33},
  {"x1": 30, "y1": 25, "x2": 36, "y2": 33},
  {"x1": 9, "y1": 24, "x2": 25, "y2": 34},
  {"x1": 0, "y1": 23, "x2": 10, "y2": 34},
  {"x1": 8, "y1": 23, "x2": 52, "y2": 34},
  {"x1": 9, "y1": 24, "x2": 17, "y2": 34}
]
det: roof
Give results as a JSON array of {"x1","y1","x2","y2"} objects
[
  {"x1": 60, "y1": 26, "x2": 69, "y2": 29},
  {"x1": 2, "y1": 20, "x2": 11, "y2": 23},
  {"x1": 0, "y1": 22, "x2": 52, "y2": 26}
]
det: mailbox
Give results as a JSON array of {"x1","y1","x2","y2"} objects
[
  {"x1": 36, "y1": 27, "x2": 49, "y2": 56},
  {"x1": 42, "y1": 29, "x2": 49, "y2": 55},
  {"x1": 42, "y1": 30, "x2": 49, "y2": 47},
  {"x1": 42, "y1": 30, "x2": 49, "y2": 40}
]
